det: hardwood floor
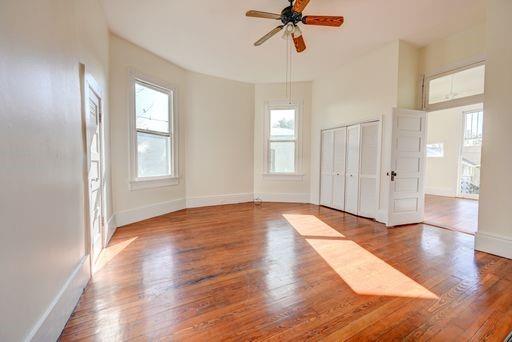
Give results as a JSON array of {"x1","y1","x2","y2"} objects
[
  {"x1": 424, "y1": 194, "x2": 479, "y2": 235},
  {"x1": 60, "y1": 203, "x2": 512, "y2": 341}
]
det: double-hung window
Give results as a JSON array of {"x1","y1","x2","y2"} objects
[
  {"x1": 265, "y1": 103, "x2": 301, "y2": 176},
  {"x1": 130, "y1": 72, "x2": 177, "y2": 189}
]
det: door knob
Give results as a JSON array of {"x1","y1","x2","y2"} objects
[{"x1": 387, "y1": 171, "x2": 398, "y2": 181}]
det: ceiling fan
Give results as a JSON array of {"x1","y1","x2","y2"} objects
[{"x1": 246, "y1": 0, "x2": 344, "y2": 53}]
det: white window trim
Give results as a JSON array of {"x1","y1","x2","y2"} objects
[
  {"x1": 422, "y1": 60, "x2": 486, "y2": 112},
  {"x1": 263, "y1": 100, "x2": 304, "y2": 179},
  {"x1": 128, "y1": 68, "x2": 179, "y2": 191}
]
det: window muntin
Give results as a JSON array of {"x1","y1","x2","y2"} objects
[
  {"x1": 267, "y1": 106, "x2": 298, "y2": 174},
  {"x1": 134, "y1": 80, "x2": 174, "y2": 179}
]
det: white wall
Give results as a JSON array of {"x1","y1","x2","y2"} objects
[
  {"x1": 419, "y1": 22, "x2": 486, "y2": 76},
  {"x1": 0, "y1": 0, "x2": 110, "y2": 340},
  {"x1": 254, "y1": 82, "x2": 312, "y2": 203},
  {"x1": 398, "y1": 41, "x2": 421, "y2": 109},
  {"x1": 425, "y1": 103, "x2": 482, "y2": 197},
  {"x1": 476, "y1": 0, "x2": 512, "y2": 259},
  {"x1": 110, "y1": 35, "x2": 257, "y2": 219},
  {"x1": 185, "y1": 72, "x2": 254, "y2": 206},
  {"x1": 310, "y1": 41, "x2": 401, "y2": 204},
  {"x1": 109, "y1": 35, "x2": 188, "y2": 224}
]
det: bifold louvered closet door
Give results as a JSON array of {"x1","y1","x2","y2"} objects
[{"x1": 320, "y1": 122, "x2": 379, "y2": 219}]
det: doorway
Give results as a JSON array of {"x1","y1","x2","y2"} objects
[
  {"x1": 81, "y1": 66, "x2": 105, "y2": 264},
  {"x1": 424, "y1": 103, "x2": 482, "y2": 234}
]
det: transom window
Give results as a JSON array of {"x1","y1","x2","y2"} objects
[
  {"x1": 424, "y1": 63, "x2": 485, "y2": 111},
  {"x1": 265, "y1": 104, "x2": 300, "y2": 174},
  {"x1": 130, "y1": 72, "x2": 177, "y2": 189}
]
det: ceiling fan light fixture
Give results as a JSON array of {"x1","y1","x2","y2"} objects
[
  {"x1": 281, "y1": 23, "x2": 296, "y2": 40},
  {"x1": 293, "y1": 25, "x2": 303, "y2": 37}
]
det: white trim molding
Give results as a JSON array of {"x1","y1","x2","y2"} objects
[
  {"x1": 115, "y1": 198, "x2": 186, "y2": 227},
  {"x1": 255, "y1": 192, "x2": 310, "y2": 203},
  {"x1": 186, "y1": 193, "x2": 253, "y2": 208},
  {"x1": 27, "y1": 256, "x2": 90, "y2": 342},
  {"x1": 475, "y1": 231, "x2": 512, "y2": 259}
]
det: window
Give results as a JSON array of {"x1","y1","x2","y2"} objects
[
  {"x1": 463, "y1": 110, "x2": 483, "y2": 146},
  {"x1": 427, "y1": 143, "x2": 444, "y2": 158},
  {"x1": 265, "y1": 103, "x2": 301, "y2": 176},
  {"x1": 424, "y1": 63, "x2": 485, "y2": 110},
  {"x1": 130, "y1": 71, "x2": 177, "y2": 189}
]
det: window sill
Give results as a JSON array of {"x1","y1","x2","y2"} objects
[
  {"x1": 262, "y1": 173, "x2": 305, "y2": 181},
  {"x1": 130, "y1": 176, "x2": 179, "y2": 191}
]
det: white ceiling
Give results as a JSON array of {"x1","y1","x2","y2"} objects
[{"x1": 101, "y1": 0, "x2": 486, "y2": 83}]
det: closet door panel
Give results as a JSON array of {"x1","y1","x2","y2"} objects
[
  {"x1": 345, "y1": 125, "x2": 360, "y2": 215},
  {"x1": 320, "y1": 131, "x2": 334, "y2": 207},
  {"x1": 359, "y1": 122, "x2": 379, "y2": 218},
  {"x1": 332, "y1": 128, "x2": 347, "y2": 210}
]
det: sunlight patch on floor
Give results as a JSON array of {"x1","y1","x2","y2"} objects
[
  {"x1": 283, "y1": 214, "x2": 345, "y2": 238},
  {"x1": 93, "y1": 237, "x2": 137, "y2": 274},
  {"x1": 283, "y1": 214, "x2": 438, "y2": 299}
]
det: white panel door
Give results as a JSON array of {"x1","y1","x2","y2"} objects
[
  {"x1": 320, "y1": 130, "x2": 334, "y2": 207},
  {"x1": 345, "y1": 124, "x2": 361, "y2": 215},
  {"x1": 332, "y1": 128, "x2": 347, "y2": 210},
  {"x1": 387, "y1": 108, "x2": 427, "y2": 226},
  {"x1": 358, "y1": 122, "x2": 379, "y2": 218},
  {"x1": 85, "y1": 81, "x2": 104, "y2": 263}
]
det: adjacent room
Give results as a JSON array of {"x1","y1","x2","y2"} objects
[
  {"x1": 423, "y1": 63, "x2": 485, "y2": 234},
  {"x1": 1, "y1": 0, "x2": 512, "y2": 341}
]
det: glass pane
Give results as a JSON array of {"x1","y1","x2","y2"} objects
[
  {"x1": 428, "y1": 65, "x2": 485, "y2": 105},
  {"x1": 426, "y1": 143, "x2": 444, "y2": 158},
  {"x1": 464, "y1": 111, "x2": 483, "y2": 146},
  {"x1": 269, "y1": 141, "x2": 295, "y2": 173},
  {"x1": 135, "y1": 82, "x2": 170, "y2": 133},
  {"x1": 270, "y1": 109, "x2": 295, "y2": 140},
  {"x1": 137, "y1": 132, "x2": 171, "y2": 177}
]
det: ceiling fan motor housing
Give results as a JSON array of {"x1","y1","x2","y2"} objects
[{"x1": 281, "y1": 5, "x2": 302, "y2": 26}]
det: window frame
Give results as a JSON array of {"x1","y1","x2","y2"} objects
[
  {"x1": 263, "y1": 101, "x2": 303, "y2": 179},
  {"x1": 128, "y1": 69, "x2": 179, "y2": 191},
  {"x1": 422, "y1": 60, "x2": 486, "y2": 112}
]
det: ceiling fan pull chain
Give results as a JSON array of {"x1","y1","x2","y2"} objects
[{"x1": 289, "y1": 36, "x2": 293, "y2": 104}]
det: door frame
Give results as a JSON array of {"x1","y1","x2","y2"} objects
[{"x1": 79, "y1": 64, "x2": 106, "y2": 268}]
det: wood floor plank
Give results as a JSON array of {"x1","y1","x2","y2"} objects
[{"x1": 60, "y1": 203, "x2": 512, "y2": 341}]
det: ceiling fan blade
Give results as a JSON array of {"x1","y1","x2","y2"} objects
[
  {"x1": 293, "y1": 0, "x2": 311, "y2": 13},
  {"x1": 246, "y1": 10, "x2": 281, "y2": 20},
  {"x1": 302, "y1": 15, "x2": 345, "y2": 27},
  {"x1": 292, "y1": 33, "x2": 306, "y2": 53},
  {"x1": 254, "y1": 26, "x2": 284, "y2": 46}
]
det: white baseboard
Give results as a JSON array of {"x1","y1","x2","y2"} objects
[
  {"x1": 27, "y1": 256, "x2": 90, "y2": 342},
  {"x1": 115, "y1": 198, "x2": 186, "y2": 227},
  {"x1": 425, "y1": 187, "x2": 456, "y2": 197},
  {"x1": 106, "y1": 215, "x2": 116, "y2": 245},
  {"x1": 186, "y1": 193, "x2": 253, "y2": 209},
  {"x1": 475, "y1": 231, "x2": 512, "y2": 259},
  {"x1": 254, "y1": 192, "x2": 310, "y2": 203}
]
